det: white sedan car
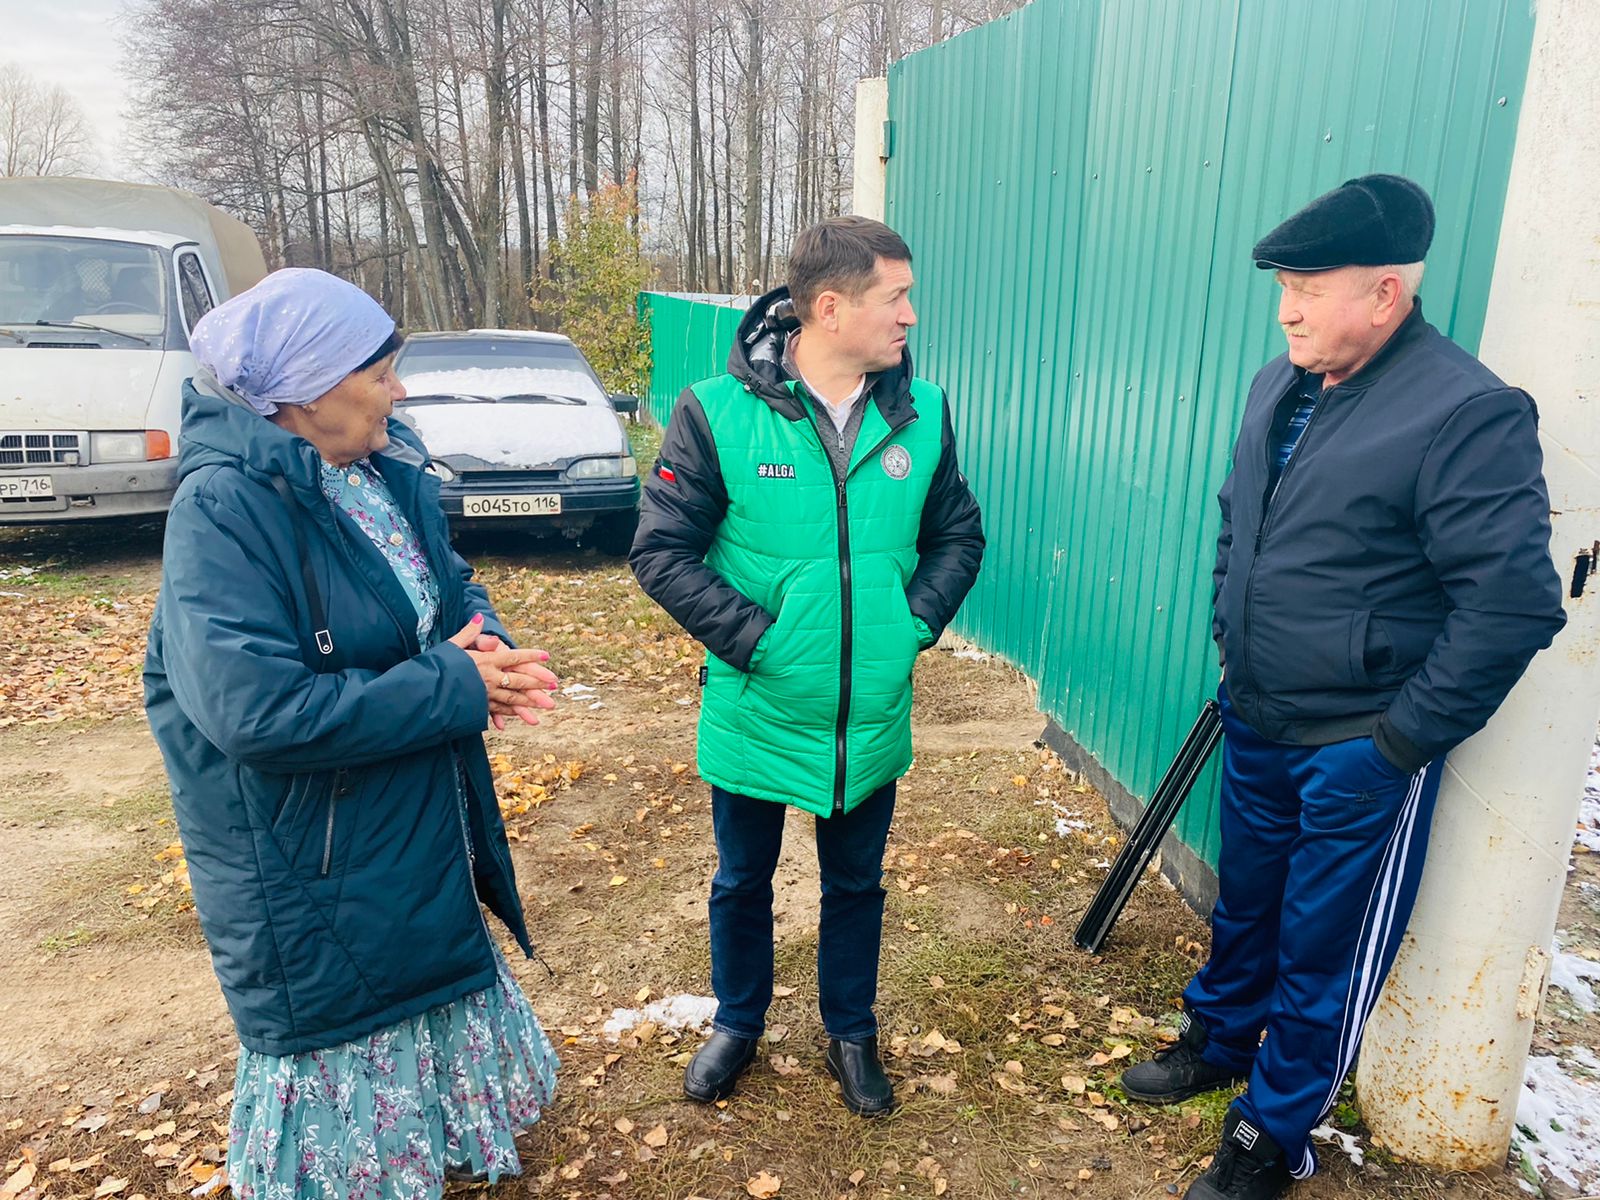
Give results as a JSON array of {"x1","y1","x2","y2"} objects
[{"x1": 393, "y1": 329, "x2": 641, "y2": 554}]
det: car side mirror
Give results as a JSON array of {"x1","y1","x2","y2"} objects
[{"x1": 610, "y1": 393, "x2": 640, "y2": 420}]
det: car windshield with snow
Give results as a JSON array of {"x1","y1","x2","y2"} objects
[{"x1": 393, "y1": 330, "x2": 641, "y2": 553}]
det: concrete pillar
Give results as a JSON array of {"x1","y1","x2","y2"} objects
[
  {"x1": 1356, "y1": 0, "x2": 1600, "y2": 1170},
  {"x1": 852, "y1": 77, "x2": 889, "y2": 221}
]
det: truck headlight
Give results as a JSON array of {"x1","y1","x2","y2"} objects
[
  {"x1": 91, "y1": 431, "x2": 171, "y2": 462},
  {"x1": 567, "y1": 456, "x2": 636, "y2": 480}
]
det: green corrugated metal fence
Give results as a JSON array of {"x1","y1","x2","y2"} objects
[
  {"x1": 637, "y1": 293, "x2": 745, "y2": 425},
  {"x1": 885, "y1": 0, "x2": 1533, "y2": 886}
]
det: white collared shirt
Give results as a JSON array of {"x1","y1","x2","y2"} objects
[{"x1": 783, "y1": 332, "x2": 866, "y2": 437}]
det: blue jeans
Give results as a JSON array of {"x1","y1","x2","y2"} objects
[
  {"x1": 708, "y1": 782, "x2": 896, "y2": 1042},
  {"x1": 1183, "y1": 688, "x2": 1443, "y2": 1179}
]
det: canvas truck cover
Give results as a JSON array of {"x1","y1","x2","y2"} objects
[{"x1": 0, "y1": 176, "x2": 267, "y2": 298}]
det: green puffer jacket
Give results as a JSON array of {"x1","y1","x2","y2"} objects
[{"x1": 631, "y1": 288, "x2": 984, "y2": 816}]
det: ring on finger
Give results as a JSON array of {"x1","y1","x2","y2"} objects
[{"x1": 500, "y1": 674, "x2": 510, "y2": 688}]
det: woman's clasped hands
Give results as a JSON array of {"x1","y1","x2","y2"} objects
[{"x1": 448, "y1": 613, "x2": 560, "y2": 730}]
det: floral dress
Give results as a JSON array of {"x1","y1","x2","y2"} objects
[{"x1": 225, "y1": 460, "x2": 559, "y2": 1200}]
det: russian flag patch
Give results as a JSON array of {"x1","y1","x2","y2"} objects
[{"x1": 659, "y1": 463, "x2": 677, "y2": 483}]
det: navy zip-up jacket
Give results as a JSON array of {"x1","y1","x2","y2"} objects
[
  {"x1": 1214, "y1": 301, "x2": 1566, "y2": 774},
  {"x1": 144, "y1": 378, "x2": 532, "y2": 1056}
]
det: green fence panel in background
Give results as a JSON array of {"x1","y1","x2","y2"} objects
[{"x1": 638, "y1": 293, "x2": 746, "y2": 426}]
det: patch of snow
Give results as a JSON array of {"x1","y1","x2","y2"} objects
[
  {"x1": 951, "y1": 648, "x2": 991, "y2": 662},
  {"x1": 190, "y1": 1170, "x2": 227, "y2": 1198},
  {"x1": 398, "y1": 381, "x2": 623, "y2": 468},
  {"x1": 1514, "y1": 1053, "x2": 1600, "y2": 1192},
  {"x1": 1567, "y1": 1044, "x2": 1600, "y2": 1074},
  {"x1": 1036, "y1": 795, "x2": 1090, "y2": 840},
  {"x1": 1548, "y1": 949, "x2": 1600, "y2": 1013},
  {"x1": 400, "y1": 365, "x2": 607, "y2": 405},
  {"x1": 1310, "y1": 1125, "x2": 1365, "y2": 1167},
  {"x1": 603, "y1": 994, "x2": 719, "y2": 1038},
  {"x1": 562, "y1": 683, "x2": 596, "y2": 697},
  {"x1": 1575, "y1": 737, "x2": 1600, "y2": 853}
]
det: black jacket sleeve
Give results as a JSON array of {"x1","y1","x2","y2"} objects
[
  {"x1": 1374, "y1": 388, "x2": 1566, "y2": 771},
  {"x1": 905, "y1": 392, "x2": 984, "y2": 643},
  {"x1": 1212, "y1": 463, "x2": 1235, "y2": 661},
  {"x1": 629, "y1": 390, "x2": 774, "y2": 671}
]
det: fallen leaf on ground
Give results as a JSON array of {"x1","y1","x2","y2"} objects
[
  {"x1": 643, "y1": 1124, "x2": 668, "y2": 1148},
  {"x1": 1, "y1": 1156, "x2": 36, "y2": 1200},
  {"x1": 745, "y1": 1171, "x2": 782, "y2": 1198},
  {"x1": 94, "y1": 1176, "x2": 130, "y2": 1198},
  {"x1": 614, "y1": 1117, "x2": 634, "y2": 1135}
]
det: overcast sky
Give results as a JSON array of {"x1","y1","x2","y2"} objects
[{"x1": 2, "y1": 0, "x2": 138, "y2": 179}]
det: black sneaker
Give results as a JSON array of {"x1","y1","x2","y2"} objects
[
  {"x1": 1120, "y1": 1010, "x2": 1246, "y2": 1104},
  {"x1": 1185, "y1": 1108, "x2": 1292, "y2": 1200}
]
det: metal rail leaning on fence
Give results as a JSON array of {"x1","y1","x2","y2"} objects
[{"x1": 1073, "y1": 699, "x2": 1223, "y2": 955}]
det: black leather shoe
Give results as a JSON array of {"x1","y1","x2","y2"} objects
[
  {"x1": 826, "y1": 1036, "x2": 895, "y2": 1116},
  {"x1": 1121, "y1": 1010, "x2": 1246, "y2": 1104},
  {"x1": 1184, "y1": 1108, "x2": 1292, "y2": 1200},
  {"x1": 683, "y1": 1031, "x2": 759, "y2": 1102}
]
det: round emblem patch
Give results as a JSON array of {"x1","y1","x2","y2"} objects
[{"x1": 881, "y1": 444, "x2": 912, "y2": 480}]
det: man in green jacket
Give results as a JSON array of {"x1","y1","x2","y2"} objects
[{"x1": 631, "y1": 217, "x2": 984, "y2": 1115}]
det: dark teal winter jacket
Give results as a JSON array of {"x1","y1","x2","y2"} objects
[{"x1": 144, "y1": 378, "x2": 530, "y2": 1057}]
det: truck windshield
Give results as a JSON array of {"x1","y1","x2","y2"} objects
[{"x1": 0, "y1": 235, "x2": 168, "y2": 347}]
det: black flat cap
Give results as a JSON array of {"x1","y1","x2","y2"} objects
[{"x1": 1253, "y1": 173, "x2": 1435, "y2": 270}]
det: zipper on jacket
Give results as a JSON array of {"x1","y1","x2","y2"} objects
[
  {"x1": 320, "y1": 768, "x2": 347, "y2": 876},
  {"x1": 451, "y1": 751, "x2": 496, "y2": 954},
  {"x1": 833, "y1": 477, "x2": 852, "y2": 816},
  {"x1": 794, "y1": 385, "x2": 919, "y2": 817},
  {"x1": 828, "y1": 407, "x2": 919, "y2": 816},
  {"x1": 1242, "y1": 386, "x2": 1332, "y2": 694}
]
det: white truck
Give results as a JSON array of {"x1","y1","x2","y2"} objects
[{"x1": 0, "y1": 177, "x2": 267, "y2": 523}]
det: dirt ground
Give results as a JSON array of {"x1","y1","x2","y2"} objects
[{"x1": 0, "y1": 517, "x2": 1593, "y2": 1200}]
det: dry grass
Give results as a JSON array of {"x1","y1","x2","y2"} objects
[{"x1": 0, "y1": 527, "x2": 1543, "y2": 1200}]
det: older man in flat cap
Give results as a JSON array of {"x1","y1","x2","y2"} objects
[{"x1": 1119, "y1": 174, "x2": 1566, "y2": 1200}]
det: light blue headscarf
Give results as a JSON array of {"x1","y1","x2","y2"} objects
[{"x1": 190, "y1": 268, "x2": 396, "y2": 416}]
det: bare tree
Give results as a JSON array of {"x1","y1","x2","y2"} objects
[
  {"x1": 120, "y1": 0, "x2": 1027, "y2": 317},
  {"x1": 0, "y1": 62, "x2": 94, "y2": 177}
]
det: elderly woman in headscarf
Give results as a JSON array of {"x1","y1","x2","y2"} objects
[{"x1": 144, "y1": 268, "x2": 562, "y2": 1200}]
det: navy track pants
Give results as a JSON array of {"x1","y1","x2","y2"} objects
[{"x1": 1183, "y1": 688, "x2": 1444, "y2": 1178}]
